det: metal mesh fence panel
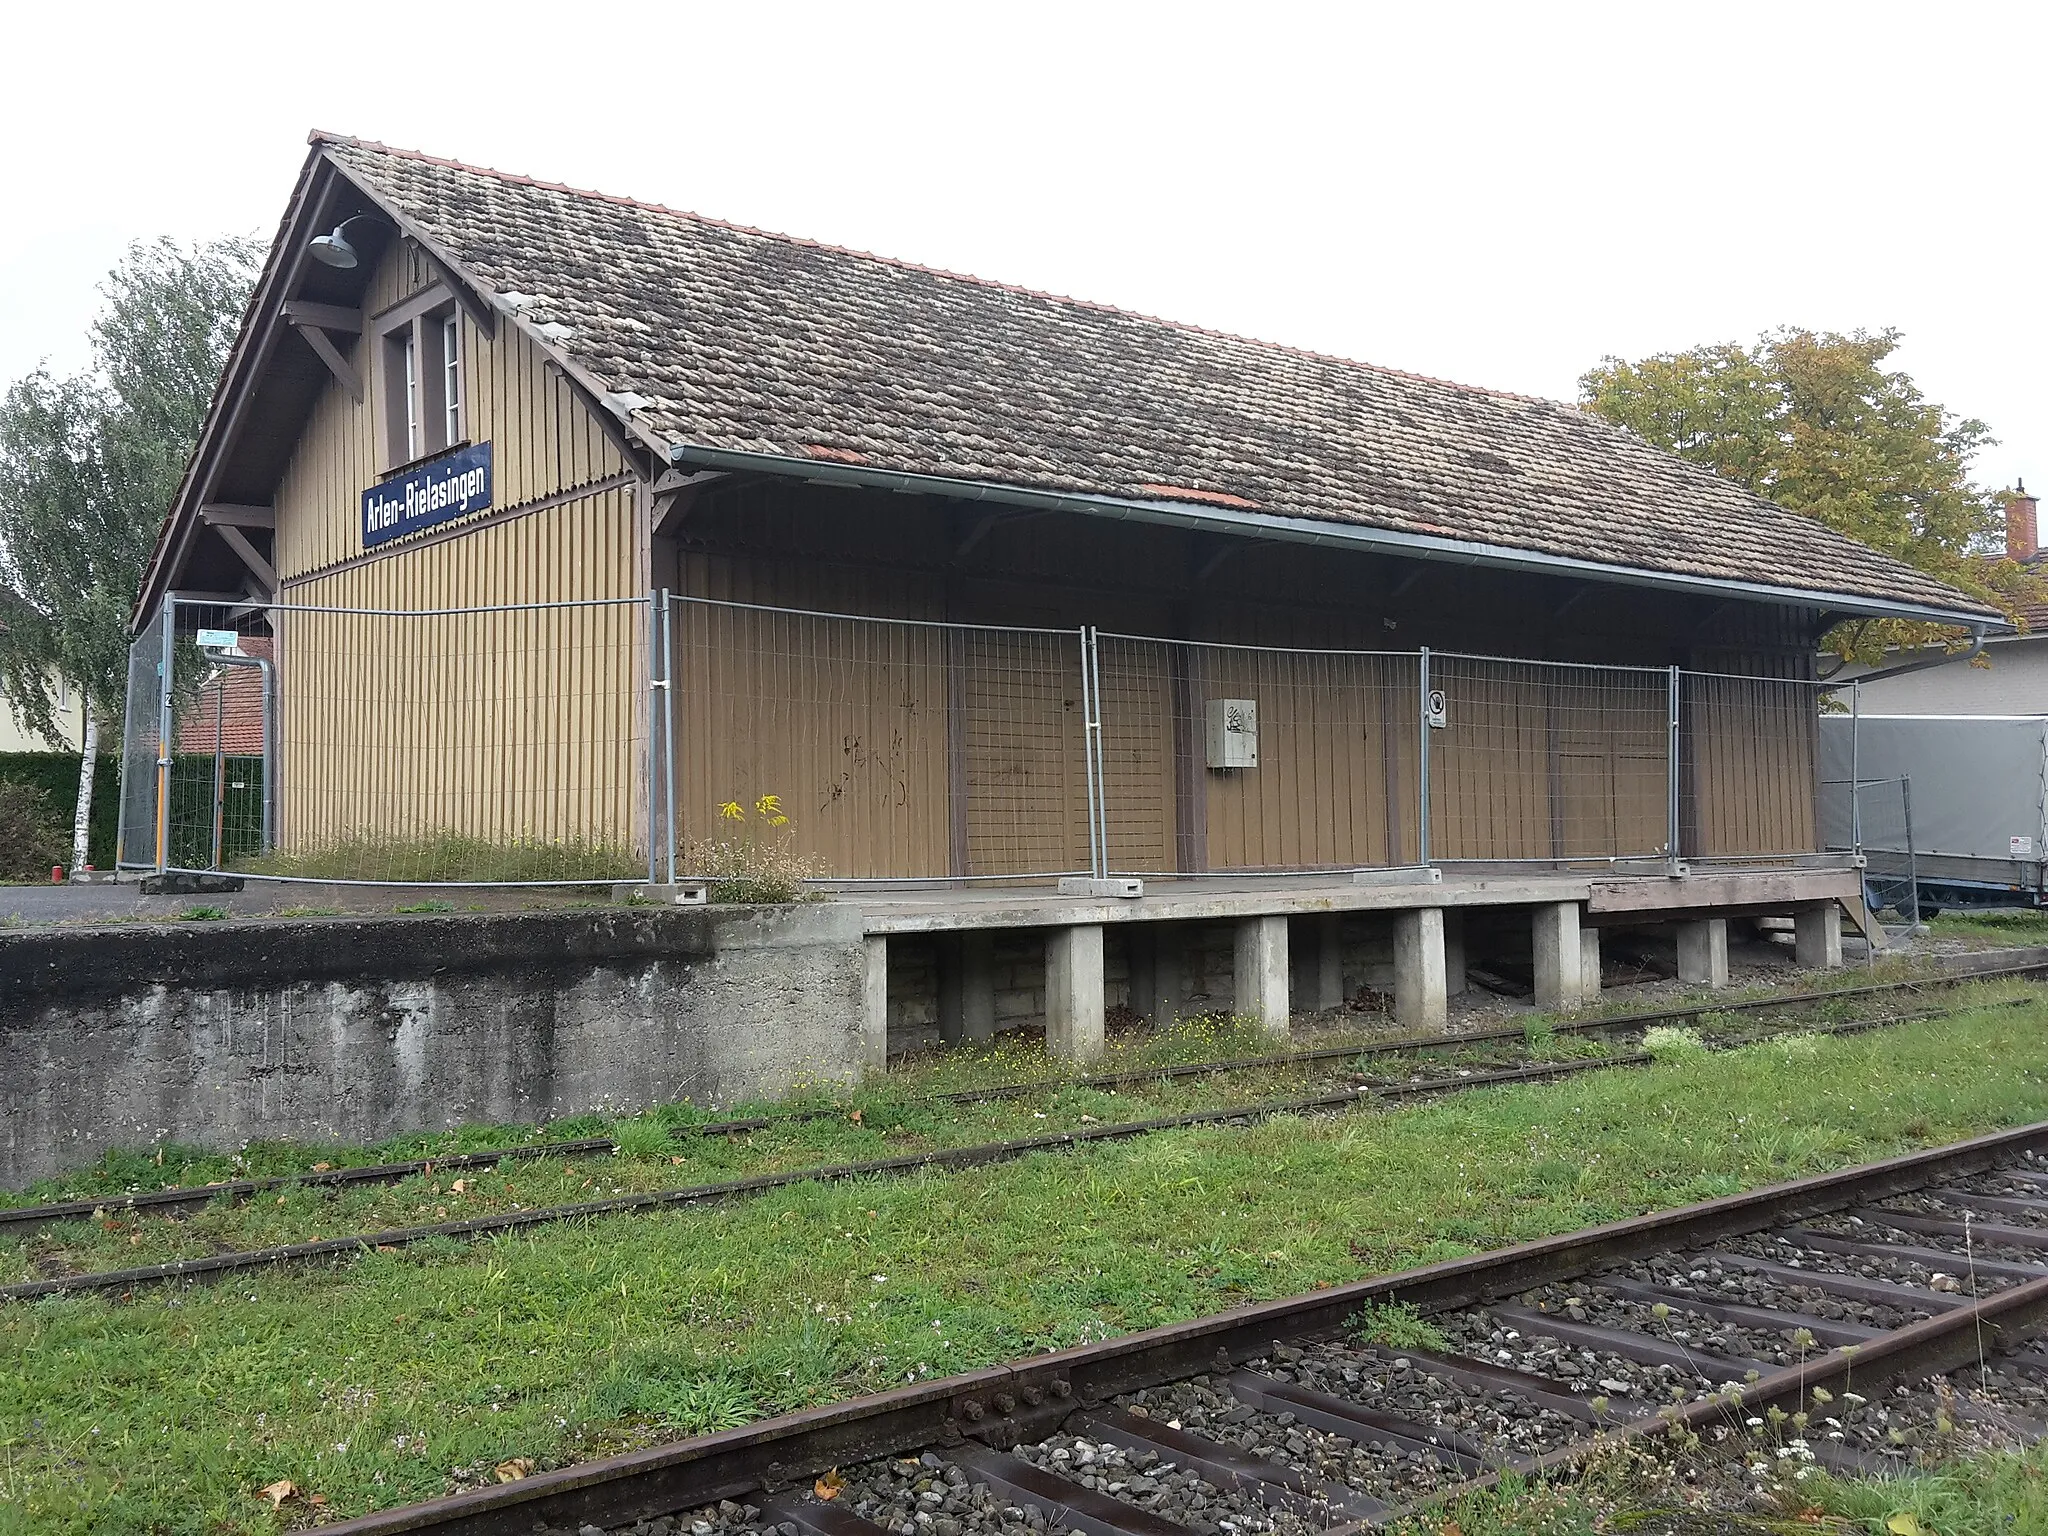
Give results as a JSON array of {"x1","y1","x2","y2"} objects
[
  {"x1": 115, "y1": 600, "x2": 170, "y2": 871},
  {"x1": 1094, "y1": 635, "x2": 1422, "y2": 875},
  {"x1": 1427, "y1": 654, "x2": 1672, "y2": 864},
  {"x1": 160, "y1": 595, "x2": 651, "y2": 885},
  {"x1": 666, "y1": 595, "x2": 1090, "y2": 883},
  {"x1": 1677, "y1": 670, "x2": 1837, "y2": 861}
]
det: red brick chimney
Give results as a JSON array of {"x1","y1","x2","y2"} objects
[{"x1": 2009, "y1": 479, "x2": 2039, "y2": 562}]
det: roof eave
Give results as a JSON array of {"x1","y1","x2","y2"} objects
[{"x1": 666, "y1": 442, "x2": 2003, "y2": 631}]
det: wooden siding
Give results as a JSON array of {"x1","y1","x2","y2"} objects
[
  {"x1": 658, "y1": 487, "x2": 1830, "y2": 879},
  {"x1": 275, "y1": 484, "x2": 644, "y2": 856},
  {"x1": 273, "y1": 238, "x2": 629, "y2": 582}
]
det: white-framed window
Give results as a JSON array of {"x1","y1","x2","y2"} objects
[
  {"x1": 379, "y1": 297, "x2": 462, "y2": 468},
  {"x1": 443, "y1": 312, "x2": 461, "y2": 449}
]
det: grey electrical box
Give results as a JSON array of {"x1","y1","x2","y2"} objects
[{"x1": 1206, "y1": 698, "x2": 1258, "y2": 769}]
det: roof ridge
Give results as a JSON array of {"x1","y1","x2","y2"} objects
[{"x1": 310, "y1": 130, "x2": 1563, "y2": 412}]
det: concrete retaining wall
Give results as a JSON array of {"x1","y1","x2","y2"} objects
[{"x1": 0, "y1": 904, "x2": 866, "y2": 1188}]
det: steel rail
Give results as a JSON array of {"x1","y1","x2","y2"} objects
[
  {"x1": 10, "y1": 960, "x2": 2037, "y2": 1238},
  {"x1": 0, "y1": 1057, "x2": 1638, "y2": 1302},
  {"x1": 304, "y1": 1117, "x2": 2048, "y2": 1536},
  {"x1": 11, "y1": 983, "x2": 2037, "y2": 1301}
]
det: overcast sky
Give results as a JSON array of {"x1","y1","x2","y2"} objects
[{"x1": 3, "y1": 2, "x2": 2039, "y2": 498}]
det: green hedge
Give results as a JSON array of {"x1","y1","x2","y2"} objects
[{"x1": 0, "y1": 754, "x2": 118, "y2": 870}]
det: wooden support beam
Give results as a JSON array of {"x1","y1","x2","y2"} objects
[
  {"x1": 1390, "y1": 564, "x2": 1430, "y2": 600},
  {"x1": 213, "y1": 524, "x2": 277, "y2": 596},
  {"x1": 200, "y1": 504, "x2": 275, "y2": 529},
  {"x1": 293, "y1": 324, "x2": 362, "y2": 402},
  {"x1": 1194, "y1": 537, "x2": 1269, "y2": 583},
  {"x1": 281, "y1": 299, "x2": 363, "y2": 332},
  {"x1": 1551, "y1": 583, "x2": 1593, "y2": 620},
  {"x1": 425, "y1": 251, "x2": 496, "y2": 339}
]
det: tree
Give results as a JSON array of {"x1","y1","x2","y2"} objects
[
  {"x1": 1579, "y1": 328, "x2": 2035, "y2": 665},
  {"x1": 0, "y1": 236, "x2": 259, "y2": 871}
]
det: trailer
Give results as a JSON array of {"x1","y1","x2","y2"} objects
[{"x1": 1818, "y1": 713, "x2": 2048, "y2": 915}]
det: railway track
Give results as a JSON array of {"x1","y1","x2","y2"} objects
[
  {"x1": 8, "y1": 958, "x2": 2039, "y2": 1242},
  {"x1": 4, "y1": 972, "x2": 2040, "y2": 1301},
  {"x1": 314, "y1": 1120, "x2": 2048, "y2": 1535}
]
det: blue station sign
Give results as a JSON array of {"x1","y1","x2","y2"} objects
[{"x1": 362, "y1": 441, "x2": 494, "y2": 549}]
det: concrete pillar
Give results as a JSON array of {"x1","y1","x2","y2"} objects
[
  {"x1": 1532, "y1": 902, "x2": 1584, "y2": 1013},
  {"x1": 1150, "y1": 926, "x2": 1182, "y2": 1024},
  {"x1": 1443, "y1": 910, "x2": 1468, "y2": 998},
  {"x1": 1795, "y1": 903, "x2": 1843, "y2": 970},
  {"x1": 938, "y1": 932, "x2": 997, "y2": 1044},
  {"x1": 1676, "y1": 918, "x2": 1729, "y2": 989},
  {"x1": 1046, "y1": 923, "x2": 1106, "y2": 1061},
  {"x1": 1579, "y1": 925, "x2": 1603, "y2": 1002},
  {"x1": 1317, "y1": 913, "x2": 1346, "y2": 1011},
  {"x1": 861, "y1": 935, "x2": 890, "y2": 1071},
  {"x1": 1233, "y1": 915, "x2": 1290, "y2": 1038},
  {"x1": 1393, "y1": 907, "x2": 1447, "y2": 1030}
]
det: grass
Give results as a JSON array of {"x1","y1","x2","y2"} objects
[
  {"x1": 3, "y1": 990, "x2": 2046, "y2": 1533},
  {"x1": 234, "y1": 831, "x2": 640, "y2": 885},
  {"x1": 1795, "y1": 1441, "x2": 2048, "y2": 1534},
  {"x1": 1927, "y1": 908, "x2": 2048, "y2": 945}
]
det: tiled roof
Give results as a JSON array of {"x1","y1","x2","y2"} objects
[{"x1": 322, "y1": 136, "x2": 1995, "y2": 620}]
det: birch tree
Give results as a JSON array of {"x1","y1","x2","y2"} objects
[{"x1": 0, "y1": 236, "x2": 257, "y2": 870}]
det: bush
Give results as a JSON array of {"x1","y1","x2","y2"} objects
[
  {"x1": 0, "y1": 779, "x2": 68, "y2": 881},
  {"x1": 0, "y1": 752, "x2": 116, "y2": 869}
]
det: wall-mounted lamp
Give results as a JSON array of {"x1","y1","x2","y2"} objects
[{"x1": 308, "y1": 213, "x2": 389, "y2": 270}]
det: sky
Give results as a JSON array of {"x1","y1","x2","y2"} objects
[{"x1": 2, "y1": 1, "x2": 2040, "y2": 497}]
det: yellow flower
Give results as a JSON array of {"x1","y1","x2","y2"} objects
[
  {"x1": 718, "y1": 800, "x2": 744, "y2": 822},
  {"x1": 755, "y1": 794, "x2": 783, "y2": 817},
  {"x1": 769, "y1": 814, "x2": 791, "y2": 828}
]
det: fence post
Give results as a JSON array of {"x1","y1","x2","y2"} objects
[
  {"x1": 1849, "y1": 680, "x2": 1863, "y2": 858},
  {"x1": 1080, "y1": 626, "x2": 1106, "y2": 880},
  {"x1": 660, "y1": 591, "x2": 677, "y2": 887},
  {"x1": 154, "y1": 596, "x2": 175, "y2": 876},
  {"x1": 1901, "y1": 773, "x2": 1920, "y2": 930},
  {"x1": 644, "y1": 590, "x2": 662, "y2": 887},
  {"x1": 1417, "y1": 646, "x2": 1432, "y2": 868},
  {"x1": 1666, "y1": 665, "x2": 1682, "y2": 873}
]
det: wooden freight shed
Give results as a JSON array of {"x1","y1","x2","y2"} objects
[{"x1": 137, "y1": 134, "x2": 1999, "y2": 1053}]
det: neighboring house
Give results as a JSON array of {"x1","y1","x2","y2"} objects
[
  {"x1": 1839, "y1": 485, "x2": 2045, "y2": 714},
  {"x1": 0, "y1": 671, "x2": 86, "y2": 754},
  {"x1": 175, "y1": 636, "x2": 272, "y2": 756}
]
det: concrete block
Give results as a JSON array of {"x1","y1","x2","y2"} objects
[
  {"x1": 1532, "y1": 902, "x2": 1584, "y2": 1012},
  {"x1": 1795, "y1": 903, "x2": 1843, "y2": 970},
  {"x1": 1393, "y1": 907, "x2": 1447, "y2": 1029},
  {"x1": 1677, "y1": 918, "x2": 1729, "y2": 989},
  {"x1": 1046, "y1": 924, "x2": 1106, "y2": 1061},
  {"x1": 862, "y1": 935, "x2": 891, "y2": 1070},
  {"x1": 1233, "y1": 914, "x2": 1290, "y2": 1037},
  {"x1": 1316, "y1": 913, "x2": 1345, "y2": 1011},
  {"x1": 1579, "y1": 925, "x2": 1602, "y2": 1000},
  {"x1": 0, "y1": 904, "x2": 871, "y2": 1188}
]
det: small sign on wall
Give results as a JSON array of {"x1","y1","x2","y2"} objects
[
  {"x1": 2013, "y1": 836, "x2": 2035, "y2": 858},
  {"x1": 361, "y1": 441, "x2": 493, "y2": 549}
]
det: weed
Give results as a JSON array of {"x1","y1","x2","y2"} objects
[
  {"x1": 238, "y1": 832, "x2": 640, "y2": 884},
  {"x1": 1640, "y1": 1025, "x2": 1708, "y2": 1061},
  {"x1": 175, "y1": 904, "x2": 228, "y2": 921},
  {"x1": 679, "y1": 794, "x2": 826, "y2": 903},
  {"x1": 393, "y1": 900, "x2": 455, "y2": 914},
  {"x1": 271, "y1": 905, "x2": 343, "y2": 918},
  {"x1": 1522, "y1": 1017, "x2": 1558, "y2": 1055},
  {"x1": 610, "y1": 1117, "x2": 677, "y2": 1159},
  {"x1": 1347, "y1": 1299, "x2": 1449, "y2": 1352}
]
